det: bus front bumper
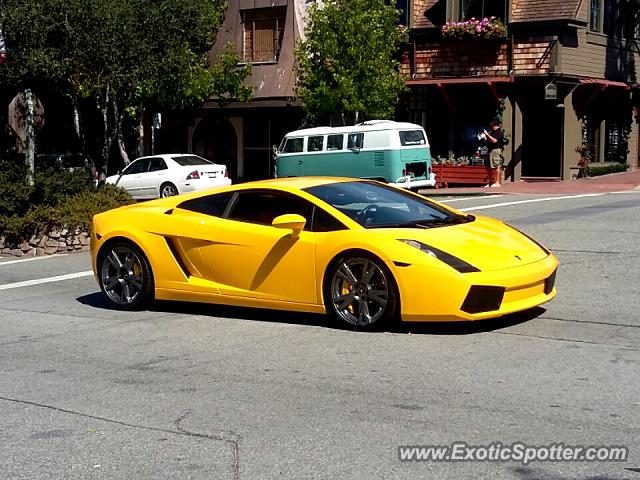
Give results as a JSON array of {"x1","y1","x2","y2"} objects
[{"x1": 390, "y1": 173, "x2": 437, "y2": 189}]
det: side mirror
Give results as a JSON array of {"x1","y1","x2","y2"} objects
[{"x1": 272, "y1": 214, "x2": 306, "y2": 238}]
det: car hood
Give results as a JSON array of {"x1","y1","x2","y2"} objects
[{"x1": 370, "y1": 215, "x2": 549, "y2": 272}]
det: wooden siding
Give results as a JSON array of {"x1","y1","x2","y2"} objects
[
  {"x1": 401, "y1": 36, "x2": 556, "y2": 78},
  {"x1": 511, "y1": 0, "x2": 580, "y2": 23},
  {"x1": 401, "y1": 40, "x2": 510, "y2": 78},
  {"x1": 512, "y1": 37, "x2": 554, "y2": 75},
  {"x1": 559, "y1": 29, "x2": 639, "y2": 81},
  {"x1": 412, "y1": 0, "x2": 438, "y2": 29}
]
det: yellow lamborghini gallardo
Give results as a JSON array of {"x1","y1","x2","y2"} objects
[{"x1": 91, "y1": 177, "x2": 557, "y2": 329}]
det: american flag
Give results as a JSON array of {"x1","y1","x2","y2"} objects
[{"x1": 0, "y1": 24, "x2": 6, "y2": 65}]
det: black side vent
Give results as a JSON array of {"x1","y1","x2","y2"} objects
[
  {"x1": 544, "y1": 269, "x2": 557, "y2": 295},
  {"x1": 164, "y1": 237, "x2": 191, "y2": 279}
]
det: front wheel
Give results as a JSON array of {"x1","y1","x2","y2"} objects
[
  {"x1": 98, "y1": 240, "x2": 154, "y2": 310},
  {"x1": 325, "y1": 254, "x2": 398, "y2": 329}
]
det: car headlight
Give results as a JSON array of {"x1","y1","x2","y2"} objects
[{"x1": 399, "y1": 239, "x2": 480, "y2": 273}]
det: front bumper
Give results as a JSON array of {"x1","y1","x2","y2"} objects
[
  {"x1": 394, "y1": 254, "x2": 558, "y2": 322},
  {"x1": 390, "y1": 173, "x2": 437, "y2": 189}
]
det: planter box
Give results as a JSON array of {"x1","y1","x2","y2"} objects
[{"x1": 433, "y1": 164, "x2": 498, "y2": 188}]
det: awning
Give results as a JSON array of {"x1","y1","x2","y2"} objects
[
  {"x1": 406, "y1": 76, "x2": 514, "y2": 86},
  {"x1": 579, "y1": 78, "x2": 630, "y2": 89}
]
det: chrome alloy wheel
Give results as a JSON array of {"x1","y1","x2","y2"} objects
[
  {"x1": 330, "y1": 257, "x2": 390, "y2": 326},
  {"x1": 160, "y1": 183, "x2": 179, "y2": 198},
  {"x1": 100, "y1": 245, "x2": 146, "y2": 306}
]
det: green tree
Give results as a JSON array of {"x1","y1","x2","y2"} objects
[
  {"x1": 295, "y1": 0, "x2": 407, "y2": 125},
  {"x1": 1, "y1": 0, "x2": 252, "y2": 173}
]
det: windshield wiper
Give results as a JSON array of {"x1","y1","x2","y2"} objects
[{"x1": 374, "y1": 215, "x2": 474, "y2": 229}]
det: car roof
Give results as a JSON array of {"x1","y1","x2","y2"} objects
[
  {"x1": 284, "y1": 121, "x2": 424, "y2": 137},
  {"x1": 240, "y1": 176, "x2": 357, "y2": 190}
]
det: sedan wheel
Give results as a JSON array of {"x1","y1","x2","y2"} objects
[
  {"x1": 160, "y1": 182, "x2": 179, "y2": 198},
  {"x1": 99, "y1": 241, "x2": 153, "y2": 310},
  {"x1": 328, "y1": 255, "x2": 397, "y2": 328}
]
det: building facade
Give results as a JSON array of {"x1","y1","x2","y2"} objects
[
  {"x1": 400, "y1": 0, "x2": 640, "y2": 180},
  {"x1": 155, "y1": 0, "x2": 308, "y2": 182}
]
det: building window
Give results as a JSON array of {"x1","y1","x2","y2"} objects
[
  {"x1": 458, "y1": 0, "x2": 507, "y2": 22},
  {"x1": 241, "y1": 7, "x2": 286, "y2": 63},
  {"x1": 590, "y1": 0, "x2": 600, "y2": 30},
  {"x1": 590, "y1": 0, "x2": 638, "y2": 38}
]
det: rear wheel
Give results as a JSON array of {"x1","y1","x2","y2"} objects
[
  {"x1": 160, "y1": 182, "x2": 179, "y2": 198},
  {"x1": 98, "y1": 240, "x2": 154, "y2": 310},
  {"x1": 325, "y1": 253, "x2": 398, "y2": 329}
]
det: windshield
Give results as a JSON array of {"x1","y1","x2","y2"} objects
[
  {"x1": 171, "y1": 155, "x2": 213, "y2": 166},
  {"x1": 305, "y1": 181, "x2": 472, "y2": 228}
]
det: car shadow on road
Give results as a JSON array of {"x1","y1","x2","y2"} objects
[{"x1": 77, "y1": 292, "x2": 543, "y2": 335}]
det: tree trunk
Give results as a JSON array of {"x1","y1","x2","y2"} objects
[
  {"x1": 24, "y1": 89, "x2": 35, "y2": 186},
  {"x1": 100, "y1": 86, "x2": 113, "y2": 176},
  {"x1": 134, "y1": 108, "x2": 144, "y2": 159},
  {"x1": 112, "y1": 95, "x2": 130, "y2": 166}
]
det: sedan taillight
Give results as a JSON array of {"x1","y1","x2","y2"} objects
[
  {"x1": 224, "y1": 168, "x2": 228, "y2": 178},
  {"x1": 186, "y1": 170, "x2": 200, "y2": 180}
]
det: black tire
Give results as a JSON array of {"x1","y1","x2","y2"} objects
[
  {"x1": 324, "y1": 252, "x2": 398, "y2": 330},
  {"x1": 160, "y1": 182, "x2": 179, "y2": 198},
  {"x1": 98, "y1": 240, "x2": 154, "y2": 310}
]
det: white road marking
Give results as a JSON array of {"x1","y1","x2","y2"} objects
[
  {"x1": 0, "y1": 270, "x2": 94, "y2": 291},
  {"x1": 0, "y1": 254, "x2": 67, "y2": 266},
  {"x1": 437, "y1": 195, "x2": 504, "y2": 203},
  {"x1": 458, "y1": 193, "x2": 606, "y2": 212}
]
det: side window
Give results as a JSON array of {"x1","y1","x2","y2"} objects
[
  {"x1": 312, "y1": 207, "x2": 347, "y2": 232},
  {"x1": 283, "y1": 137, "x2": 304, "y2": 153},
  {"x1": 227, "y1": 190, "x2": 313, "y2": 229},
  {"x1": 327, "y1": 134, "x2": 344, "y2": 150},
  {"x1": 148, "y1": 157, "x2": 168, "y2": 172},
  {"x1": 123, "y1": 159, "x2": 149, "y2": 175},
  {"x1": 347, "y1": 133, "x2": 364, "y2": 149},
  {"x1": 307, "y1": 136, "x2": 324, "y2": 152},
  {"x1": 178, "y1": 192, "x2": 234, "y2": 217}
]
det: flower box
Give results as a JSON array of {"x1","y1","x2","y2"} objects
[{"x1": 433, "y1": 164, "x2": 498, "y2": 188}]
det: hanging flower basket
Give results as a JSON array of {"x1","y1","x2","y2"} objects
[{"x1": 441, "y1": 17, "x2": 506, "y2": 40}]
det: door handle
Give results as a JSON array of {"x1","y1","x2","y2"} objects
[{"x1": 297, "y1": 160, "x2": 303, "y2": 165}]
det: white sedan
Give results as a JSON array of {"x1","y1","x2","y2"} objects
[{"x1": 105, "y1": 154, "x2": 231, "y2": 199}]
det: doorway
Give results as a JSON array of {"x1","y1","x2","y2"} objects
[{"x1": 192, "y1": 118, "x2": 238, "y2": 182}]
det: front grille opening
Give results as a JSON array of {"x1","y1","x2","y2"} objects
[
  {"x1": 461, "y1": 285, "x2": 505, "y2": 314},
  {"x1": 405, "y1": 162, "x2": 427, "y2": 178}
]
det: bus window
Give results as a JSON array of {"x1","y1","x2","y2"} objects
[
  {"x1": 399, "y1": 130, "x2": 426, "y2": 146},
  {"x1": 327, "y1": 134, "x2": 343, "y2": 150},
  {"x1": 283, "y1": 137, "x2": 304, "y2": 153},
  {"x1": 347, "y1": 133, "x2": 364, "y2": 149},
  {"x1": 308, "y1": 136, "x2": 324, "y2": 152}
]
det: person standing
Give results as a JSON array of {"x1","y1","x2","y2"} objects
[{"x1": 482, "y1": 120, "x2": 505, "y2": 187}]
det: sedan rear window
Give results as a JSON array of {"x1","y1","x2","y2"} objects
[{"x1": 171, "y1": 155, "x2": 213, "y2": 166}]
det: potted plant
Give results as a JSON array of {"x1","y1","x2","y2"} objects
[
  {"x1": 441, "y1": 17, "x2": 506, "y2": 40},
  {"x1": 575, "y1": 145, "x2": 591, "y2": 178}
]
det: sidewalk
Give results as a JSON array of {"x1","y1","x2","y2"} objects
[{"x1": 422, "y1": 169, "x2": 640, "y2": 196}]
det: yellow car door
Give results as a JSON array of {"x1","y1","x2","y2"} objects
[{"x1": 195, "y1": 189, "x2": 318, "y2": 305}]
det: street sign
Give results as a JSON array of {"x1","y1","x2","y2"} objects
[{"x1": 8, "y1": 92, "x2": 45, "y2": 142}]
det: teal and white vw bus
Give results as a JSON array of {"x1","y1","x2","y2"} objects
[{"x1": 274, "y1": 120, "x2": 436, "y2": 189}]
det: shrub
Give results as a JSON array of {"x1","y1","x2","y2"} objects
[
  {"x1": 32, "y1": 167, "x2": 95, "y2": 207},
  {"x1": 588, "y1": 163, "x2": 629, "y2": 177},
  {"x1": 0, "y1": 153, "x2": 33, "y2": 217},
  {"x1": 0, "y1": 184, "x2": 134, "y2": 242}
]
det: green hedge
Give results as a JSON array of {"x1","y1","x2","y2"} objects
[
  {"x1": 0, "y1": 154, "x2": 134, "y2": 244},
  {"x1": 0, "y1": 184, "x2": 135, "y2": 243},
  {"x1": 588, "y1": 163, "x2": 629, "y2": 177}
]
